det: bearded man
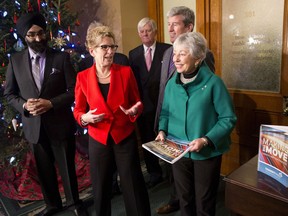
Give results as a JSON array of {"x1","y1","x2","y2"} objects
[{"x1": 4, "y1": 12, "x2": 85, "y2": 216}]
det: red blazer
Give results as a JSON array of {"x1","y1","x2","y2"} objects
[{"x1": 74, "y1": 63, "x2": 143, "y2": 144}]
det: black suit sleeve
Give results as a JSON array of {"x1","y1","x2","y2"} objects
[
  {"x1": 114, "y1": 53, "x2": 129, "y2": 66},
  {"x1": 78, "y1": 56, "x2": 93, "y2": 72},
  {"x1": 205, "y1": 49, "x2": 215, "y2": 73}
]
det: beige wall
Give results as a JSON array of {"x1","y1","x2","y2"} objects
[
  {"x1": 120, "y1": 0, "x2": 148, "y2": 55},
  {"x1": 69, "y1": 0, "x2": 148, "y2": 55}
]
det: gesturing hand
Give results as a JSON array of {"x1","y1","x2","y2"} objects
[
  {"x1": 119, "y1": 101, "x2": 142, "y2": 117},
  {"x1": 81, "y1": 108, "x2": 105, "y2": 124}
]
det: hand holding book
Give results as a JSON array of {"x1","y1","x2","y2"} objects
[
  {"x1": 142, "y1": 135, "x2": 191, "y2": 164},
  {"x1": 155, "y1": 130, "x2": 166, "y2": 142},
  {"x1": 189, "y1": 138, "x2": 208, "y2": 152},
  {"x1": 155, "y1": 131, "x2": 207, "y2": 153}
]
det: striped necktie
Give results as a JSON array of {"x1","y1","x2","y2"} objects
[{"x1": 32, "y1": 55, "x2": 42, "y2": 91}]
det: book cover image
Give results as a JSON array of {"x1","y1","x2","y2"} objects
[
  {"x1": 257, "y1": 124, "x2": 288, "y2": 187},
  {"x1": 142, "y1": 136, "x2": 190, "y2": 164}
]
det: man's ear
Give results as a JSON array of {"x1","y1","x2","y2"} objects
[{"x1": 188, "y1": 23, "x2": 194, "y2": 32}]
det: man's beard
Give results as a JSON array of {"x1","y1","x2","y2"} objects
[{"x1": 26, "y1": 39, "x2": 48, "y2": 53}]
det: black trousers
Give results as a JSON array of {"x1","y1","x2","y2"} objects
[
  {"x1": 137, "y1": 115, "x2": 162, "y2": 181},
  {"x1": 163, "y1": 163, "x2": 179, "y2": 207},
  {"x1": 89, "y1": 132, "x2": 151, "y2": 216},
  {"x1": 32, "y1": 128, "x2": 79, "y2": 208},
  {"x1": 172, "y1": 156, "x2": 222, "y2": 216}
]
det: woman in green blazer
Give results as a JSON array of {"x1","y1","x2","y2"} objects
[{"x1": 156, "y1": 32, "x2": 237, "y2": 216}]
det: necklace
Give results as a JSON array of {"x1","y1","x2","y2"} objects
[
  {"x1": 96, "y1": 71, "x2": 111, "y2": 79},
  {"x1": 180, "y1": 73, "x2": 197, "y2": 84}
]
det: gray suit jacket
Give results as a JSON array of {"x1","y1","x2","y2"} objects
[
  {"x1": 154, "y1": 46, "x2": 215, "y2": 131},
  {"x1": 4, "y1": 48, "x2": 76, "y2": 143}
]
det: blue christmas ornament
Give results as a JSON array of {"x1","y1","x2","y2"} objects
[{"x1": 13, "y1": 38, "x2": 25, "y2": 52}]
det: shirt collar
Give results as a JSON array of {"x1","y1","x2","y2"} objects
[
  {"x1": 28, "y1": 47, "x2": 46, "y2": 59},
  {"x1": 143, "y1": 41, "x2": 156, "y2": 53}
]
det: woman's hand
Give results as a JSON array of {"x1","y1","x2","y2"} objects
[
  {"x1": 81, "y1": 108, "x2": 105, "y2": 124},
  {"x1": 119, "y1": 101, "x2": 142, "y2": 117},
  {"x1": 155, "y1": 131, "x2": 166, "y2": 142},
  {"x1": 188, "y1": 138, "x2": 206, "y2": 152}
]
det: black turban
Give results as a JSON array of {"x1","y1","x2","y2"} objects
[{"x1": 16, "y1": 12, "x2": 46, "y2": 38}]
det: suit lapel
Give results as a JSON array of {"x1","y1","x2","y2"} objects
[
  {"x1": 41, "y1": 50, "x2": 53, "y2": 92},
  {"x1": 84, "y1": 65, "x2": 130, "y2": 117},
  {"x1": 23, "y1": 50, "x2": 34, "y2": 82},
  {"x1": 87, "y1": 65, "x2": 103, "y2": 103},
  {"x1": 167, "y1": 48, "x2": 176, "y2": 80},
  {"x1": 107, "y1": 64, "x2": 124, "y2": 112},
  {"x1": 149, "y1": 42, "x2": 161, "y2": 74},
  {"x1": 141, "y1": 46, "x2": 148, "y2": 73},
  {"x1": 22, "y1": 50, "x2": 40, "y2": 95},
  {"x1": 141, "y1": 45, "x2": 154, "y2": 86}
]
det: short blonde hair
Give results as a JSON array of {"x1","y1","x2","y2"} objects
[{"x1": 85, "y1": 23, "x2": 115, "y2": 50}]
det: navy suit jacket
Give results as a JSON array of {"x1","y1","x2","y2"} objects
[
  {"x1": 129, "y1": 42, "x2": 171, "y2": 120},
  {"x1": 4, "y1": 48, "x2": 76, "y2": 143}
]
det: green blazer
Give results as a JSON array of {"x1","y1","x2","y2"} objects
[{"x1": 159, "y1": 62, "x2": 237, "y2": 160}]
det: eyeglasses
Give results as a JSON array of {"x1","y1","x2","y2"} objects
[
  {"x1": 96, "y1": 45, "x2": 118, "y2": 51},
  {"x1": 26, "y1": 30, "x2": 46, "y2": 39}
]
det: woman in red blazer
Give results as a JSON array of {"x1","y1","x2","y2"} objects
[{"x1": 73, "y1": 24, "x2": 151, "y2": 216}]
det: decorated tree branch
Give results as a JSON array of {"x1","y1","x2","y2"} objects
[{"x1": 0, "y1": 0, "x2": 85, "y2": 167}]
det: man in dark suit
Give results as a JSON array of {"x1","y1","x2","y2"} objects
[
  {"x1": 129, "y1": 17, "x2": 171, "y2": 188},
  {"x1": 154, "y1": 6, "x2": 215, "y2": 214},
  {"x1": 4, "y1": 13, "x2": 85, "y2": 216}
]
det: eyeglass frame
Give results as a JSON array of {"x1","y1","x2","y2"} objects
[
  {"x1": 26, "y1": 30, "x2": 46, "y2": 39},
  {"x1": 95, "y1": 44, "x2": 119, "y2": 51}
]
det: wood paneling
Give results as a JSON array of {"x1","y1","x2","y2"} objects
[
  {"x1": 147, "y1": 0, "x2": 164, "y2": 42},
  {"x1": 281, "y1": 1, "x2": 288, "y2": 95},
  {"x1": 197, "y1": 0, "x2": 222, "y2": 74}
]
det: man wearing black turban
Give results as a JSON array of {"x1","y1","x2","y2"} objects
[{"x1": 4, "y1": 13, "x2": 86, "y2": 216}]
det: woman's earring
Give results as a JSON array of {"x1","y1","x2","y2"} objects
[{"x1": 195, "y1": 60, "x2": 201, "y2": 68}]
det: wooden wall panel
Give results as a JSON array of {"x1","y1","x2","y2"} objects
[{"x1": 148, "y1": 0, "x2": 164, "y2": 42}]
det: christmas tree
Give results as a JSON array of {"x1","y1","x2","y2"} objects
[{"x1": 0, "y1": 0, "x2": 84, "y2": 166}]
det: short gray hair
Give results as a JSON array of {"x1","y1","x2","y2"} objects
[
  {"x1": 173, "y1": 32, "x2": 207, "y2": 60},
  {"x1": 167, "y1": 6, "x2": 195, "y2": 27},
  {"x1": 137, "y1": 17, "x2": 157, "y2": 32}
]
